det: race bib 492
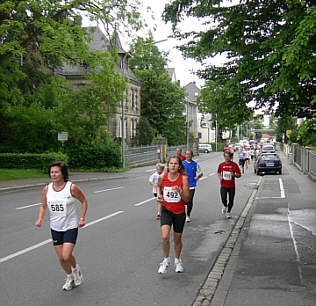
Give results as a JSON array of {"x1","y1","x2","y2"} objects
[{"x1": 163, "y1": 186, "x2": 181, "y2": 203}]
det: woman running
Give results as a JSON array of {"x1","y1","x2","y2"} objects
[
  {"x1": 157, "y1": 155, "x2": 189, "y2": 274},
  {"x1": 35, "y1": 161, "x2": 88, "y2": 291}
]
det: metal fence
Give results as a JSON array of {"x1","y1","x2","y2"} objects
[
  {"x1": 125, "y1": 145, "x2": 158, "y2": 166},
  {"x1": 166, "y1": 145, "x2": 187, "y2": 160},
  {"x1": 290, "y1": 144, "x2": 316, "y2": 178}
]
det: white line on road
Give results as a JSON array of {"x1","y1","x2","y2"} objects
[
  {"x1": 199, "y1": 177, "x2": 207, "y2": 181},
  {"x1": 134, "y1": 197, "x2": 156, "y2": 207},
  {"x1": 145, "y1": 169, "x2": 156, "y2": 173},
  {"x1": 279, "y1": 178, "x2": 285, "y2": 198},
  {"x1": 208, "y1": 173, "x2": 216, "y2": 177},
  {"x1": 83, "y1": 210, "x2": 125, "y2": 228},
  {"x1": 0, "y1": 210, "x2": 125, "y2": 264},
  {"x1": 16, "y1": 203, "x2": 41, "y2": 210},
  {"x1": 94, "y1": 186, "x2": 124, "y2": 193}
]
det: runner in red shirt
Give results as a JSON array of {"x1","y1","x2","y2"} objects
[
  {"x1": 176, "y1": 147, "x2": 186, "y2": 161},
  {"x1": 157, "y1": 155, "x2": 189, "y2": 274},
  {"x1": 217, "y1": 150, "x2": 241, "y2": 219}
]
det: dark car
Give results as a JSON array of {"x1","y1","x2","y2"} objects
[{"x1": 254, "y1": 153, "x2": 282, "y2": 175}]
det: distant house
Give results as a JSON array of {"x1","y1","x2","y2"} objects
[
  {"x1": 56, "y1": 26, "x2": 141, "y2": 145},
  {"x1": 166, "y1": 68, "x2": 177, "y2": 84},
  {"x1": 183, "y1": 81, "x2": 199, "y2": 139}
]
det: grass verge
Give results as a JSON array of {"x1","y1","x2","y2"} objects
[{"x1": 0, "y1": 169, "x2": 47, "y2": 181}]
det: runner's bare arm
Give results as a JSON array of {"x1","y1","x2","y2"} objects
[
  {"x1": 180, "y1": 175, "x2": 190, "y2": 202},
  {"x1": 71, "y1": 184, "x2": 88, "y2": 227},
  {"x1": 157, "y1": 174, "x2": 163, "y2": 202},
  {"x1": 35, "y1": 186, "x2": 48, "y2": 227}
]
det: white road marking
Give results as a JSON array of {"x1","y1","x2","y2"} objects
[
  {"x1": 134, "y1": 197, "x2": 156, "y2": 207},
  {"x1": 199, "y1": 177, "x2": 207, "y2": 181},
  {"x1": 83, "y1": 210, "x2": 125, "y2": 228},
  {"x1": 0, "y1": 210, "x2": 124, "y2": 264},
  {"x1": 288, "y1": 208, "x2": 303, "y2": 284},
  {"x1": 208, "y1": 173, "x2": 216, "y2": 177},
  {"x1": 145, "y1": 169, "x2": 156, "y2": 173},
  {"x1": 16, "y1": 203, "x2": 41, "y2": 210},
  {"x1": 279, "y1": 178, "x2": 285, "y2": 198},
  {"x1": 94, "y1": 186, "x2": 124, "y2": 193}
]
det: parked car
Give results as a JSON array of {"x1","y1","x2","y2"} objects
[
  {"x1": 254, "y1": 153, "x2": 282, "y2": 175},
  {"x1": 261, "y1": 144, "x2": 275, "y2": 153},
  {"x1": 199, "y1": 144, "x2": 212, "y2": 153}
]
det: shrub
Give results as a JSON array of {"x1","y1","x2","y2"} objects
[
  {"x1": 65, "y1": 141, "x2": 121, "y2": 169},
  {"x1": 211, "y1": 142, "x2": 226, "y2": 152},
  {"x1": 0, "y1": 152, "x2": 69, "y2": 170}
]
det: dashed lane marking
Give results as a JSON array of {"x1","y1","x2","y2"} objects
[
  {"x1": 94, "y1": 186, "x2": 124, "y2": 193},
  {"x1": 0, "y1": 210, "x2": 125, "y2": 264},
  {"x1": 16, "y1": 203, "x2": 41, "y2": 210},
  {"x1": 134, "y1": 197, "x2": 156, "y2": 207}
]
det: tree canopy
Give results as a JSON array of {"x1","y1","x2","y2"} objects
[
  {"x1": 129, "y1": 35, "x2": 186, "y2": 146},
  {"x1": 164, "y1": 0, "x2": 316, "y2": 118},
  {"x1": 0, "y1": 0, "x2": 141, "y2": 154}
]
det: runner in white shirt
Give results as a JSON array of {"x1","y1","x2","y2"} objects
[
  {"x1": 149, "y1": 163, "x2": 165, "y2": 220},
  {"x1": 35, "y1": 161, "x2": 87, "y2": 291}
]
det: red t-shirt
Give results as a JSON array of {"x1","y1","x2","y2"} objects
[
  {"x1": 161, "y1": 172, "x2": 185, "y2": 214},
  {"x1": 179, "y1": 154, "x2": 185, "y2": 161},
  {"x1": 217, "y1": 161, "x2": 240, "y2": 188}
]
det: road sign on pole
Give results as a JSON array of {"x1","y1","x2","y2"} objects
[{"x1": 58, "y1": 132, "x2": 68, "y2": 146}]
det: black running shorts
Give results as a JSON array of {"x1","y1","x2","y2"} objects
[
  {"x1": 160, "y1": 206, "x2": 186, "y2": 233},
  {"x1": 51, "y1": 228, "x2": 78, "y2": 246}
]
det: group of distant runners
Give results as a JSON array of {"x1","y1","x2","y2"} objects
[{"x1": 35, "y1": 147, "x2": 242, "y2": 289}]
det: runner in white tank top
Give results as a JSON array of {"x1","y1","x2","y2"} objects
[{"x1": 35, "y1": 161, "x2": 88, "y2": 291}]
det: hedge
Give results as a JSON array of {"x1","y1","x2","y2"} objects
[
  {"x1": 0, "y1": 152, "x2": 69, "y2": 170},
  {"x1": 211, "y1": 142, "x2": 226, "y2": 152}
]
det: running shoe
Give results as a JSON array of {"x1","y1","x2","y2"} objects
[
  {"x1": 62, "y1": 275, "x2": 74, "y2": 291},
  {"x1": 72, "y1": 264, "x2": 83, "y2": 286},
  {"x1": 158, "y1": 257, "x2": 170, "y2": 274},
  {"x1": 226, "y1": 212, "x2": 231, "y2": 219},
  {"x1": 156, "y1": 214, "x2": 160, "y2": 220},
  {"x1": 175, "y1": 259, "x2": 184, "y2": 273},
  {"x1": 186, "y1": 216, "x2": 191, "y2": 223},
  {"x1": 221, "y1": 206, "x2": 227, "y2": 214}
]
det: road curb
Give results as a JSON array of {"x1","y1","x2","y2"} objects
[
  {"x1": 0, "y1": 176, "x2": 127, "y2": 193},
  {"x1": 192, "y1": 177, "x2": 263, "y2": 306}
]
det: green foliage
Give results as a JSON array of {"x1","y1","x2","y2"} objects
[
  {"x1": 129, "y1": 35, "x2": 186, "y2": 146},
  {"x1": 164, "y1": 0, "x2": 316, "y2": 118},
  {"x1": 211, "y1": 142, "x2": 226, "y2": 152},
  {"x1": 275, "y1": 116, "x2": 298, "y2": 143},
  {"x1": 0, "y1": 152, "x2": 68, "y2": 170},
  {"x1": 134, "y1": 116, "x2": 155, "y2": 145},
  {"x1": 64, "y1": 138, "x2": 121, "y2": 169},
  {"x1": 0, "y1": 169, "x2": 47, "y2": 181},
  {"x1": 297, "y1": 119, "x2": 316, "y2": 146}
]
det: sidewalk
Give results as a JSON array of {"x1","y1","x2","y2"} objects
[
  {"x1": 209, "y1": 153, "x2": 316, "y2": 306},
  {"x1": 0, "y1": 171, "x2": 127, "y2": 192}
]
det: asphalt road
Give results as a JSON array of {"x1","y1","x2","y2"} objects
[{"x1": 0, "y1": 153, "x2": 259, "y2": 306}]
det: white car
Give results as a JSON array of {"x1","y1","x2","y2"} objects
[{"x1": 199, "y1": 144, "x2": 212, "y2": 153}]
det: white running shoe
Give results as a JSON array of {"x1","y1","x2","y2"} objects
[
  {"x1": 186, "y1": 216, "x2": 191, "y2": 223},
  {"x1": 226, "y1": 212, "x2": 231, "y2": 219},
  {"x1": 62, "y1": 275, "x2": 74, "y2": 291},
  {"x1": 158, "y1": 258, "x2": 170, "y2": 274},
  {"x1": 72, "y1": 265, "x2": 83, "y2": 286},
  {"x1": 175, "y1": 259, "x2": 184, "y2": 273},
  {"x1": 221, "y1": 206, "x2": 227, "y2": 214}
]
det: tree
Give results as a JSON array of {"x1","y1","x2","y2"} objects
[
  {"x1": 198, "y1": 79, "x2": 253, "y2": 141},
  {"x1": 164, "y1": 0, "x2": 316, "y2": 118},
  {"x1": 134, "y1": 116, "x2": 155, "y2": 145},
  {"x1": 129, "y1": 35, "x2": 186, "y2": 145},
  {"x1": 0, "y1": 0, "x2": 142, "y2": 153}
]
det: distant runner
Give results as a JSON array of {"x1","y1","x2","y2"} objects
[
  {"x1": 182, "y1": 150, "x2": 203, "y2": 222},
  {"x1": 217, "y1": 151, "x2": 241, "y2": 219},
  {"x1": 176, "y1": 147, "x2": 186, "y2": 161},
  {"x1": 149, "y1": 163, "x2": 165, "y2": 220},
  {"x1": 35, "y1": 161, "x2": 87, "y2": 291},
  {"x1": 157, "y1": 155, "x2": 189, "y2": 274}
]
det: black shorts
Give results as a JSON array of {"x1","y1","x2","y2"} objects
[
  {"x1": 154, "y1": 193, "x2": 157, "y2": 198},
  {"x1": 239, "y1": 159, "x2": 245, "y2": 166},
  {"x1": 160, "y1": 206, "x2": 186, "y2": 233},
  {"x1": 51, "y1": 228, "x2": 78, "y2": 246}
]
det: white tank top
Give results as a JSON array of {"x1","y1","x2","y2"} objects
[{"x1": 46, "y1": 181, "x2": 78, "y2": 231}]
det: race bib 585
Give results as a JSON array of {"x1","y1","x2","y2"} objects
[{"x1": 47, "y1": 199, "x2": 67, "y2": 217}]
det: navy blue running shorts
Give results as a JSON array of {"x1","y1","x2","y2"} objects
[
  {"x1": 160, "y1": 206, "x2": 186, "y2": 233},
  {"x1": 51, "y1": 228, "x2": 78, "y2": 246}
]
